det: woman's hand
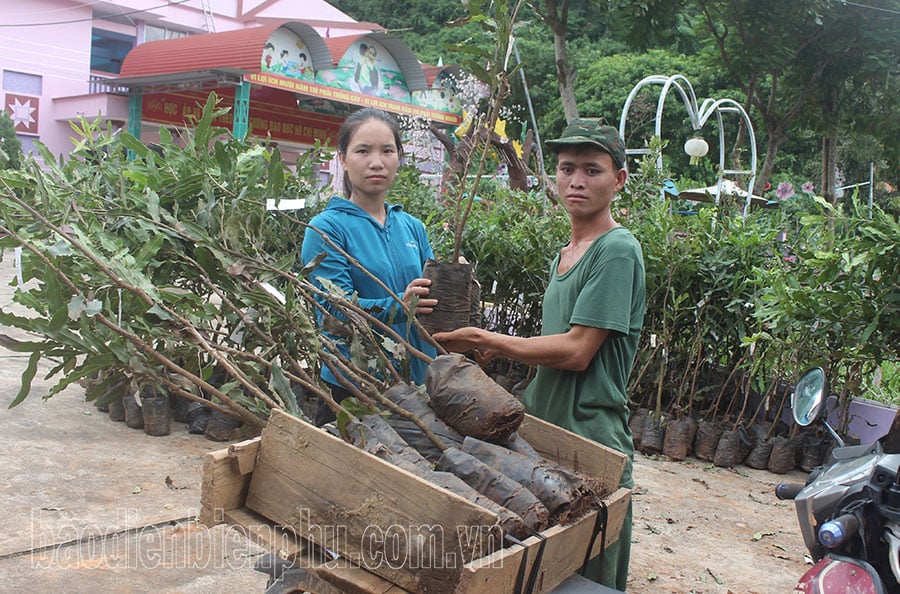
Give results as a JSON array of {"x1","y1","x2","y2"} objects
[{"x1": 403, "y1": 277, "x2": 438, "y2": 314}]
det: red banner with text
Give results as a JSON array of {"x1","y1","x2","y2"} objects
[{"x1": 141, "y1": 87, "x2": 343, "y2": 146}]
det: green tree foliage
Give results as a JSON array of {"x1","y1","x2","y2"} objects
[
  {"x1": 687, "y1": 0, "x2": 899, "y2": 193},
  {"x1": 337, "y1": 0, "x2": 897, "y2": 204},
  {"x1": 0, "y1": 98, "x2": 372, "y2": 423},
  {"x1": 753, "y1": 190, "x2": 900, "y2": 403},
  {"x1": 0, "y1": 111, "x2": 23, "y2": 170}
]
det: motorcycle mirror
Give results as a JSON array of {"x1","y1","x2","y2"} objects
[{"x1": 791, "y1": 367, "x2": 828, "y2": 427}]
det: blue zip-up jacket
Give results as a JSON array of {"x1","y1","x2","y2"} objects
[{"x1": 300, "y1": 196, "x2": 436, "y2": 386}]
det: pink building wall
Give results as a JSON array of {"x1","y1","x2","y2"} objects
[{"x1": 1, "y1": 0, "x2": 362, "y2": 160}]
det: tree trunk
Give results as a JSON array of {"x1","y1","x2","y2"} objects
[
  {"x1": 821, "y1": 135, "x2": 837, "y2": 204},
  {"x1": 753, "y1": 126, "x2": 787, "y2": 195},
  {"x1": 821, "y1": 86, "x2": 840, "y2": 204},
  {"x1": 537, "y1": 0, "x2": 579, "y2": 122}
]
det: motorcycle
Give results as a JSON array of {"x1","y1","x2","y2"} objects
[{"x1": 777, "y1": 367, "x2": 900, "y2": 593}]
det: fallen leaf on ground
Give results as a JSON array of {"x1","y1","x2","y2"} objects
[
  {"x1": 643, "y1": 522, "x2": 661, "y2": 534},
  {"x1": 753, "y1": 531, "x2": 775, "y2": 541}
]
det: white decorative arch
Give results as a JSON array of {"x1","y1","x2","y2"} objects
[{"x1": 618, "y1": 74, "x2": 759, "y2": 214}]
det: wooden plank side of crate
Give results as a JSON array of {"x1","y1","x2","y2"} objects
[
  {"x1": 199, "y1": 436, "x2": 261, "y2": 526},
  {"x1": 245, "y1": 409, "x2": 501, "y2": 594},
  {"x1": 454, "y1": 486, "x2": 630, "y2": 593},
  {"x1": 223, "y1": 507, "x2": 308, "y2": 561},
  {"x1": 517, "y1": 415, "x2": 627, "y2": 491},
  {"x1": 224, "y1": 508, "x2": 408, "y2": 594}
]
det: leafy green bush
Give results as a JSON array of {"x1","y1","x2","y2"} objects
[
  {"x1": 412, "y1": 136, "x2": 899, "y2": 429},
  {"x1": 753, "y1": 189, "x2": 900, "y2": 402},
  {"x1": 0, "y1": 111, "x2": 22, "y2": 170},
  {"x1": 0, "y1": 96, "x2": 335, "y2": 424},
  {"x1": 1, "y1": 93, "x2": 895, "y2": 434}
]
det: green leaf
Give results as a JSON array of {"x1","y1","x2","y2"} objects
[
  {"x1": 133, "y1": 233, "x2": 166, "y2": 270},
  {"x1": 146, "y1": 303, "x2": 173, "y2": 321},
  {"x1": 0, "y1": 334, "x2": 46, "y2": 353},
  {"x1": 146, "y1": 190, "x2": 161, "y2": 222},
  {"x1": 46, "y1": 240, "x2": 71, "y2": 257},
  {"x1": 268, "y1": 363, "x2": 298, "y2": 415},
  {"x1": 120, "y1": 132, "x2": 150, "y2": 159},
  {"x1": 9, "y1": 351, "x2": 40, "y2": 408}
]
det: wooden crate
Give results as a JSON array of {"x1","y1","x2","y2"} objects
[{"x1": 201, "y1": 409, "x2": 630, "y2": 594}]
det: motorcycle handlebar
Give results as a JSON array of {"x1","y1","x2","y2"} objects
[{"x1": 776, "y1": 482, "x2": 805, "y2": 500}]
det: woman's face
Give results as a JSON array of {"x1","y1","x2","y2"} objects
[{"x1": 339, "y1": 119, "x2": 399, "y2": 202}]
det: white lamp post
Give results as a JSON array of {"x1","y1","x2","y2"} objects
[{"x1": 684, "y1": 136, "x2": 709, "y2": 165}]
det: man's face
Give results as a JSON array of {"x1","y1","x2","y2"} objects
[{"x1": 555, "y1": 146, "x2": 626, "y2": 219}]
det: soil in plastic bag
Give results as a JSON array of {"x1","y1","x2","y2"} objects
[
  {"x1": 426, "y1": 353, "x2": 524, "y2": 443},
  {"x1": 436, "y1": 447, "x2": 549, "y2": 532},
  {"x1": 663, "y1": 416, "x2": 698, "y2": 461},
  {"x1": 694, "y1": 420, "x2": 725, "y2": 462},
  {"x1": 800, "y1": 434, "x2": 828, "y2": 472},
  {"x1": 713, "y1": 425, "x2": 755, "y2": 468},
  {"x1": 391, "y1": 456, "x2": 531, "y2": 541},
  {"x1": 630, "y1": 408, "x2": 649, "y2": 446},
  {"x1": 639, "y1": 414, "x2": 664, "y2": 454},
  {"x1": 187, "y1": 401, "x2": 212, "y2": 434},
  {"x1": 461, "y1": 435, "x2": 604, "y2": 523},
  {"x1": 745, "y1": 435, "x2": 775, "y2": 469},
  {"x1": 419, "y1": 260, "x2": 481, "y2": 335},
  {"x1": 382, "y1": 382, "x2": 463, "y2": 462},
  {"x1": 108, "y1": 397, "x2": 126, "y2": 422},
  {"x1": 501, "y1": 432, "x2": 542, "y2": 461},
  {"x1": 122, "y1": 393, "x2": 144, "y2": 429},
  {"x1": 204, "y1": 409, "x2": 242, "y2": 441},
  {"x1": 136, "y1": 384, "x2": 169, "y2": 435},
  {"x1": 767, "y1": 435, "x2": 801, "y2": 474},
  {"x1": 170, "y1": 394, "x2": 192, "y2": 424}
]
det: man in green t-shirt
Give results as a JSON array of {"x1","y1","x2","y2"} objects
[{"x1": 433, "y1": 118, "x2": 646, "y2": 591}]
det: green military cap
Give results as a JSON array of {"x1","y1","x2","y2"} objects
[{"x1": 545, "y1": 118, "x2": 626, "y2": 170}]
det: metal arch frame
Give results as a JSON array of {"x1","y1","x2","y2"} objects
[{"x1": 618, "y1": 74, "x2": 759, "y2": 215}]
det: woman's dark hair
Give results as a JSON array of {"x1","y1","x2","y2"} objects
[{"x1": 338, "y1": 108, "x2": 404, "y2": 198}]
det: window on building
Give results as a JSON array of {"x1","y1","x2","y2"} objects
[
  {"x1": 90, "y1": 29, "x2": 135, "y2": 74},
  {"x1": 3, "y1": 70, "x2": 42, "y2": 95},
  {"x1": 143, "y1": 25, "x2": 190, "y2": 42}
]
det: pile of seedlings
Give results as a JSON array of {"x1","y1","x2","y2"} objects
[{"x1": 332, "y1": 353, "x2": 609, "y2": 542}]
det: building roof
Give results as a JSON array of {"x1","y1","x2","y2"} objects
[
  {"x1": 106, "y1": 21, "x2": 466, "y2": 126},
  {"x1": 119, "y1": 22, "x2": 333, "y2": 79},
  {"x1": 113, "y1": 21, "x2": 443, "y2": 94}
]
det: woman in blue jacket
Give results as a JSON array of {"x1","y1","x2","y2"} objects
[{"x1": 301, "y1": 108, "x2": 437, "y2": 425}]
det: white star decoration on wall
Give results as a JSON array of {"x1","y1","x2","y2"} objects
[{"x1": 9, "y1": 97, "x2": 36, "y2": 129}]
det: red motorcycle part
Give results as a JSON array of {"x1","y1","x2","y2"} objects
[{"x1": 794, "y1": 556, "x2": 885, "y2": 594}]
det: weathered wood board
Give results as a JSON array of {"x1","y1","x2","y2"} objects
[
  {"x1": 201, "y1": 410, "x2": 630, "y2": 594},
  {"x1": 245, "y1": 409, "x2": 501, "y2": 593}
]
